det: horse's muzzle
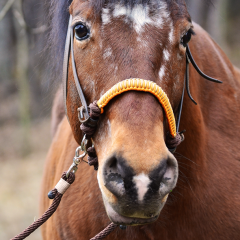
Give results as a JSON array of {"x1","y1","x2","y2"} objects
[{"x1": 101, "y1": 153, "x2": 178, "y2": 224}]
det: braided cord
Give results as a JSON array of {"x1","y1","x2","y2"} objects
[
  {"x1": 97, "y1": 78, "x2": 176, "y2": 137},
  {"x1": 90, "y1": 223, "x2": 118, "y2": 240},
  {"x1": 11, "y1": 172, "x2": 75, "y2": 240}
]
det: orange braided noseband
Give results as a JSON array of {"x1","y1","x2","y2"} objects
[{"x1": 97, "y1": 78, "x2": 176, "y2": 138}]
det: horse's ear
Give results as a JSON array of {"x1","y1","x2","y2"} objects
[{"x1": 69, "y1": 0, "x2": 74, "y2": 14}]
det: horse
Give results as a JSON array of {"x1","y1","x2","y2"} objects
[{"x1": 40, "y1": 0, "x2": 240, "y2": 239}]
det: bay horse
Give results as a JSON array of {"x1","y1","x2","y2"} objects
[{"x1": 40, "y1": 0, "x2": 240, "y2": 239}]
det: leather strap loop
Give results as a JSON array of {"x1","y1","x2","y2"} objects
[
  {"x1": 70, "y1": 27, "x2": 90, "y2": 120},
  {"x1": 186, "y1": 44, "x2": 223, "y2": 84},
  {"x1": 63, "y1": 15, "x2": 90, "y2": 123},
  {"x1": 63, "y1": 15, "x2": 72, "y2": 122}
]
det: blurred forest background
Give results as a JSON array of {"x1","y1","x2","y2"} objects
[{"x1": 0, "y1": 0, "x2": 240, "y2": 239}]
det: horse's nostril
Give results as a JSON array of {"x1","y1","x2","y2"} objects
[
  {"x1": 103, "y1": 155, "x2": 178, "y2": 202},
  {"x1": 103, "y1": 156, "x2": 125, "y2": 197},
  {"x1": 103, "y1": 155, "x2": 135, "y2": 198},
  {"x1": 109, "y1": 157, "x2": 117, "y2": 169},
  {"x1": 148, "y1": 157, "x2": 178, "y2": 195}
]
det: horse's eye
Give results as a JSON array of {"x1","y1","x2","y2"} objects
[
  {"x1": 181, "y1": 29, "x2": 194, "y2": 47},
  {"x1": 74, "y1": 24, "x2": 90, "y2": 40}
]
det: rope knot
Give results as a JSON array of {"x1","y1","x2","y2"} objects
[
  {"x1": 166, "y1": 132, "x2": 185, "y2": 151},
  {"x1": 80, "y1": 101, "x2": 101, "y2": 139},
  {"x1": 87, "y1": 146, "x2": 98, "y2": 170},
  {"x1": 89, "y1": 101, "x2": 101, "y2": 119}
]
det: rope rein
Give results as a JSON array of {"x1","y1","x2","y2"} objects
[
  {"x1": 11, "y1": 172, "x2": 75, "y2": 240},
  {"x1": 11, "y1": 94, "x2": 183, "y2": 239},
  {"x1": 11, "y1": 171, "x2": 117, "y2": 240}
]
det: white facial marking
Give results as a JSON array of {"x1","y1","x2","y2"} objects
[
  {"x1": 102, "y1": 8, "x2": 111, "y2": 25},
  {"x1": 159, "y1": 2, "x2": 170, "y2": 18},
  {"x1": 100, "y1": 90, "x2": 105, "y2": 97},
  {"x1": 129, "y1": 5, "x2": 152, "y2": 33},
  {"x1": 163, "y1": 49, "x2": 170, "y2": 62},
  {"x1": 112, "y1": 3, "x2": 170, "y2": 34},
  {"x1": 107, "y1": 119, "x2": 111, "y2": 137},
  {"x1": 103, "y1": 47, "x2": 112, "y2": 59},
  {"x1": 159, "y1": 66, "x2": 165, "y2": 79},
  {"x1": 113, "y1": 4, "x2": 151, "y2": 33},
  {"x1": 114, "y1": 66, "x2": 118, "y2": 74},
  {"x1": 168, "y1": 21, "x2": 174, "y2": 43},
  {"x1": 177, "y1": 53, "x2": 183, "y2": 61},
  {"x1": 133, "y1": 173, "x2": 151, "y2": 201},
  {"x1": 113, "y1": 4, "x2": 128, "y2": 18},
  {"x1": 137, "y1": 36, "x2": 142, "y2": 42}
]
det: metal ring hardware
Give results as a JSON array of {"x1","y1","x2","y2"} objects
[
  {"x1": 66, "y1": 144, "x2": 87, "y2": 178},
  {"x1": 81, "y1": 134, "x2": 88, "y2": 154},
  {"x1": 78, "y1": 106, "x2": 90, "y2": 123}
]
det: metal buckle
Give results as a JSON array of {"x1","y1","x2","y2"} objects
[
  {"x1": 81, "y1": 134, "x2": 88, "y2": 154},
  {"x1": 78, "y1": 106, "x2": 90, "y2": 123},
  {"x1": 66, "y1": 135, "x2": 89, "y2": 178}
]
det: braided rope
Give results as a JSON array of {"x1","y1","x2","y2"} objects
[
  {"x1": 81, "y1": 81, "x2": 184, "y2": 168},
  {"x1": 11, "y1": 172, "x2": 75, "y2": 240},
  {"x1": 97, "y1": 78, "x2": 176, "y2": 137},
  {"x1": 90, "y1": 223, "x2": 118, "y2": 240}
]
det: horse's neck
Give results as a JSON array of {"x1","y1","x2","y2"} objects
[
  {"x1": 183, "y1": 23, "x2": 240, "y2": 145},
  {"x1": 234, "y1": 65, "x2": 240, "y2": 83},
  {"x1": 175, "y1": 23, "x2": 240, "y2": 208}
]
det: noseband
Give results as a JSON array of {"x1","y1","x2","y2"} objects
[{"x1": 63, "y1": 15, "x2": 222, "y2": 169}]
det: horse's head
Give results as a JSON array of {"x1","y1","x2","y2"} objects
[{"x1": 66, "y1": 0, "x2": 192, "y2": 225}]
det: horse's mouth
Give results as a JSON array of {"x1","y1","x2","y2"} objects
[{"x1": 105, "y1": 201, "x2": 159, "y2": 226}]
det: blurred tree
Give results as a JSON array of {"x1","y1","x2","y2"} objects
[
  {"x1": 186, "y1": 0, "x2": 240, "y2": 67},
  {"x1": 13, "y1": 0, "x2": 30, "y2": 155},
  {"x1": 22, "y1": 0, "x2": 52, "y2": 119},
  {"x1": 0, "y1": 0, "x2": 51, "y2": 124},
  {"x1": 0, "y1": 0, "x2": 51, "y2": 155},
  {"x1": 0, "y1": 0, "x2": 17, "y2": 97},
  {"x1": 226, "y1": 0, "x2": 240, "y2": 66},
  {"x1": 186, "y1": 0, "x2": 227, "y2": 46}
]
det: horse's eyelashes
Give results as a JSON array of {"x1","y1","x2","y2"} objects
[
  {"x1": 74, "y1": 24, "x2": 90, "y2": 41},
  {"x1": 181, "y1": 29, "x2": 195, "y2": 47}
]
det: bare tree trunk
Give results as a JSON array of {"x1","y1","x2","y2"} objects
[
  {"x1": 186, "y1": 0, "x2": 227, "y2": 49},
  {"x1": 22, "y1": 0, "x2": 51, "y2": 119},
  {"x1": 186, "y1": 0, "x2": 206, "y2": 27},
  {"x1": 13, "y1": 0, "x2": 31, "y2": 156},
  {"x1": 206, "y1": 0, "x2": 228, "y2": 48},
  {"x1": 0, "y1": 0, "x2": 16, "y2": 96}
]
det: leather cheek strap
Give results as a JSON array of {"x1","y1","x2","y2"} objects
[{"x1": 63, "y1": 15, "x2": 90, "y2": 124}]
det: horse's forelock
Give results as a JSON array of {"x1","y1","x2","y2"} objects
[
  {"x1": 47, "y1": 0, "x2": 72, "y2": 82},
  {"x1": 91, "y1": 0, "x2": 173, "y2": 13}
]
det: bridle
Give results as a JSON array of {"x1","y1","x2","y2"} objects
[{"x1": 63, "y1": 15, "x2": 222, "y2": 171}]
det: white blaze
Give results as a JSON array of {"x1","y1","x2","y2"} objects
[
  {"x1": 112, "y1": 3, "x2": 170, "y2": 34},
  {"x1": 102, "y1": 8, "x2": 111, "y2": 25},
  {"x1": 163, "y1": 49, "x2": 170, "y2": 62},
  {"x1": 159, "y1": 66, "x2": 166, "y2": 79},
  {"x1": 168, "y1": 22, "x2": 174, "y2": 43},
  {"x1": 103, "y1": 47, "x2": 112, "y2": 59},
  {"x1": 133, "y1": 173, "x2": 151, "y2": 201}
]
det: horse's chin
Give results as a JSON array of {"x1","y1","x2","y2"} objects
[{"x1": 104, "y1": 201, "x2": 159, "y2": 226}]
